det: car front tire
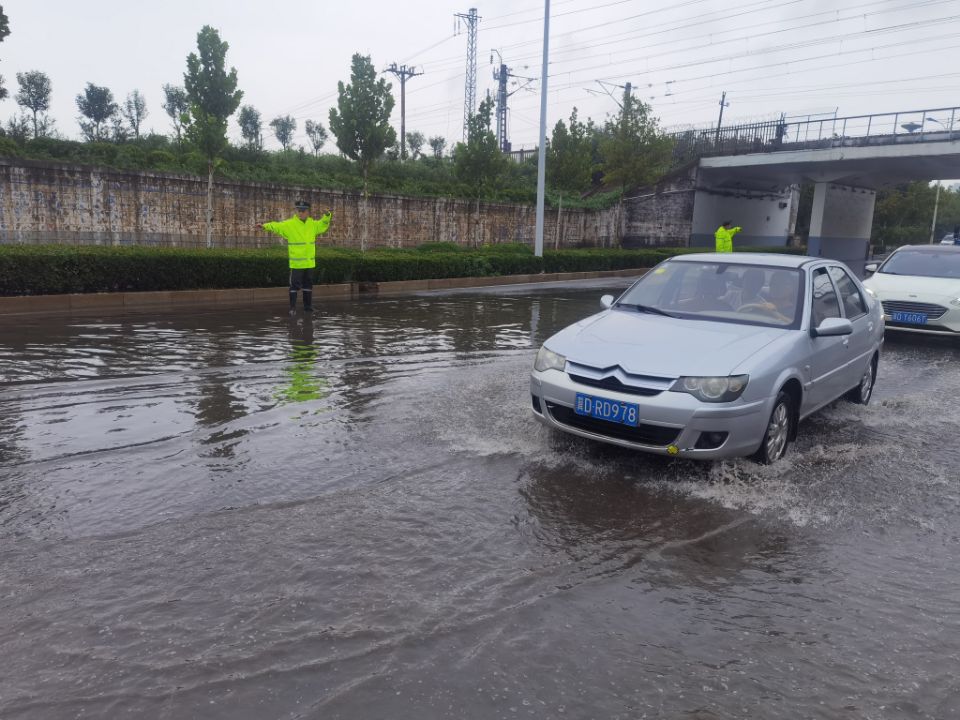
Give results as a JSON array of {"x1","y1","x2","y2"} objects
[{"x1": 753, "y1": 390, "x2": 793, "y2": 464}]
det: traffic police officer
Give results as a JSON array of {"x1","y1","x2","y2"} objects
[
  {"x1": 714, "y1": 220, "x2": 742, "y2": 253},
  {"x1": 257, "y1": 200, "x2": 332, "y2": 314}
]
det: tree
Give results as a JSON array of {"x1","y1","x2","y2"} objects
[
  {"x1": 328, "y1": 53, "x2": 396, "y2": 194},
  {"x1": 14, "y1": 70, "x2": 52, "y2": 139},
  {"x1": 428, "y1": 135, "x2": 446, "y2": 159},
  {"x1": 598, "y1": 91, "x2": 671, "y2": 192},
  {"x1": 0, "y1": 6, "x2": 9, "y2": 101},
  {"x1": 122, "y1": 90, "x2": 148, "y2": 140},
  {"x1": 454, "y1": 97, "x2": 508, "y2": 244},
  {"x1": 454, "y1": 98, "x2": 506, "y2": 199},
  {"x1": 183, "y1": 25, "x2": 243, "y2": 248},
  {"x1": 305, "y1": 119, "x2": 328, "y2": 155},
  {"x1": 597, "y1": 91, "x2": 672, "y2": 246},
  {"x1": 270, "y1": 114, "x2": 296, "y2": 151},
  {"x1": 548, "y1": 108, "x2": 592, "y2": 196},
  {"x1": 161, "y1": 84, "x2": 190, "y2": 144},
  {"x1": 405, "y1": 130, "x2": 425, "y2": 160},
  {"x1": 237, "y1": 105, "x2": 262, "y2": 150},
  {"x1": 547, "y1": 108, "x2": 594, "y2": 248},
  {"x1": 76, "y1": 83, "x2": 118, "y2": 142},
  {"x1": 4, "y1": 114, "x2": 30, "y2": 143}
]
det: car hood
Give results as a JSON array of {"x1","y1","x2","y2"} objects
[
  {"x1": 864, "y1": 273, "x2": 960, "y2": 299},
  {"x1": 546, "y1": 310, "x2": 788, "y2": 377}
]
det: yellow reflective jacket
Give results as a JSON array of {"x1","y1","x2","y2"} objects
[
  {"x1": 714, "y1": 225, "x2": 742, "y2": 253},
  {"x1": 263, "y1": 213, "x2": 332, "y2": 269}
]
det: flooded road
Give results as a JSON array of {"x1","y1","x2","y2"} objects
[{"x1": 1, "y1": 280, "x2": 959, "y2": 719}]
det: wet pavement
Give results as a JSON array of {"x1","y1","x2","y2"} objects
[{"x1": 1, "y1": 279, "x2": 959, "y2": 720}]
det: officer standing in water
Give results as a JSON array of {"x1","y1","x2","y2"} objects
[{"x1": 256, "y1": 200, "x2": 332, "y2": 314}]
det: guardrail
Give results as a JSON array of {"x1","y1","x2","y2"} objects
[{"x1": 668, "y1": 106, "x2": 960, "y2": 165}]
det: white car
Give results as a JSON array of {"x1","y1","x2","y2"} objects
[
  {"x1": 862, "y1": 245, "x2": 960, "y2": 335},
  {"x1": 940, "y1": 233, "x2": 959, "y2": 246}
]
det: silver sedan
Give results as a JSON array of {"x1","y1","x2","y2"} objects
[{"x1": 530, "y1": 253, "x2": 884, "y2": 463}]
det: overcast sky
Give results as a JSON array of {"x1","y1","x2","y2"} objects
[{"x1": 3, "y1": 0, "x2": 958, "y2": 152}]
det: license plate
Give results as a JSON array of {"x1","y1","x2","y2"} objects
[
  {"x1": 891, "y1": 311, "x2": 927, "y2": 325},
  {"x1": 574, "y1": 393, "x2": 640, "y2": 427}
]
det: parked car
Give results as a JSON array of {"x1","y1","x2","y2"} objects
[
  {"x1": 862, "y1": 244, "x2": 960, "y2": 335},
  {"x1": 940, "y1": 233, "x2": 959, "y2": 245},
  {"x1": 531, "y1": 253, "x2": 884, "y2": 463}
]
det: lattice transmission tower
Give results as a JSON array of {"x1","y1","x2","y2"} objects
[{"x1": 455, "y1": 8, "x2": 480, "y2": 142}]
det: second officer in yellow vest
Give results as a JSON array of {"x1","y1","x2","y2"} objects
[{"x1": 258, "y1": 200, "x2": 332, "y2": 314}]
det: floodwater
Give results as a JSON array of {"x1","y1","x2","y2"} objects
[{"x1": 1, "y1": 280, "x2": 959, "y2": 720}]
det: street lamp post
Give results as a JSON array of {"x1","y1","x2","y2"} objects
[{"x1": 930, "y1": 181, "x2": 942, "y2": 244}]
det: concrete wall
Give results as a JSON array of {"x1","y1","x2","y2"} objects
[
  {"x1": 807, "y1": 182, "x2": 876, "y2": 275},
  {"x1": 0, "y1": 158, "x2": 618, "y2": 249},
  {"x1": 690, "y1": 182, "x2": 797, "y2": 248}
]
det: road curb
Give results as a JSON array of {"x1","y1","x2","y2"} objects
[{"x1": 0, "y1": 268, "x2": 647, "y2": 317}]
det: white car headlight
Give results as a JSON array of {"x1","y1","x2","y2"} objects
[
  {"x1": 534, "y1": 346, "x2": 566, "y2": 372},
  {"x1": 670, "y1": 375, "x2": 749, "y2": 403},
  {"x1": 951, "y1": 297, "x2": 960, "y2": 307}
]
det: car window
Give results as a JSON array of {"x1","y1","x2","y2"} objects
[
  {"x1": 828, "y1": 266, "x2": 867, "y2": 319},
  {"x1": 879, "y1": 249, "x2": 960, "y2": 278},
  {"x1": 617, "y1": 260, "x2": 803, "y2": 328},
  {"x1": 811, "y1": 268, "x2": 841, "y2": 327}
]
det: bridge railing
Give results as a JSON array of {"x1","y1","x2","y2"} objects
[{"x1": 668, "y1": 106, "x2": 960, "y2": 165}]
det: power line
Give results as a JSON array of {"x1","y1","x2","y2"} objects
[{"x1": 455, "y1": 8, "x2": 481, "y2": 141}]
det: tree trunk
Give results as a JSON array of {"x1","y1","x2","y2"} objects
[
  {"x1": 205, "y1": 159, "x2": 214, "y2": 249},
  {"x1": 555, "y1": 193, "x2": 563, "y2": 250},
  {"x1": 362, "y1": 166, "x2": 369, "y2": 252}
]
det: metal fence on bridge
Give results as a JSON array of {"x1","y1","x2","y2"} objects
[{"x1": 668, "y1": 106, "x2": 960, "y2": 166}]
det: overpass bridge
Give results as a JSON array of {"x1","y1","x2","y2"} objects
[{"x1": 652, "y1": 106, "x2": 960, "y2": 272}]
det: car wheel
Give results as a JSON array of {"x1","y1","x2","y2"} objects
[
  {"x1": 847, "y1": 357, "x2": 876, "y2": 405},
  {"x1": 753, "y1": 391, "x2": 792, "y2": 464}
]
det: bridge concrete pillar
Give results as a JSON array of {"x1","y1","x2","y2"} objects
[
  {"x1": 807, "y1": 182, "x2": 876, "y2": 276},
  {"x1": 689, "y1": 185, "x2": 797, "y2": 249}
]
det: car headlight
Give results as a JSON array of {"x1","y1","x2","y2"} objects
[
  {"x1": 534, "y1": 346, "x2": 566, "y2": 372},
  {"x1": 670, "y1": 375, "x2": 749, "y2": 403},
  {"x1": 951, "y1": 297, "x2": 960, "y2": 307}
]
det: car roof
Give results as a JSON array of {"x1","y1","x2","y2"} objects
[
  {"x1": 892, "y1": 244, "x2": 960, "y2": 253},
  {"x1": 669, "y1": 252, "x2": 815, "y2": 269}
]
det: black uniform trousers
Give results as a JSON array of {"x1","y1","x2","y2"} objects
[{"x1": 289, "y1": 268, "x2": 314, "y2": 310}]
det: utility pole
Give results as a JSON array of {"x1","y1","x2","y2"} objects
[
  {"x1": 715, "y1": 91, "x2": 729, "y2": 147},
  {"x1": 534, "y1": 0, "x2": 550, "y2": 258},
  {"x1": 930, "y1": 180, "x2": 942, "y2": 244},
  {"x1": 492, "y1": 51, "x2": 509, "y2": 152},
  {"x1": 385, "y1": 63, "x2": 423, "y2": 160},
  {"x1": 455, "y1": 8, "x2": 480, "y2": 142},
  {"x1": 491, "y1": 50, "x2": 534, "y2": 153}
]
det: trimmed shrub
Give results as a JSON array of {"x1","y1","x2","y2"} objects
[{"x1": 0, "y1": 244, "x2": 804, "y2": 296}]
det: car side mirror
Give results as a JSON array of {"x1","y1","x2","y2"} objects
[
  {"x1": 864, "y1": 263, "x2": 878, "y2": 274},
  {"x1": 813, "y1": 317, "x2": 853, "y2": 337},
  {"x1": 601, "y1": 294, "x2": 614, "y2": 308}
]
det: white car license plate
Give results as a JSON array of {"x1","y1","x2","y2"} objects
[
  {"x1": 574, "y1": 393, "x2": 639, "y2": 427},
  {"x1": 891, "y1": 311, "x2": 927, "y2": 325}
]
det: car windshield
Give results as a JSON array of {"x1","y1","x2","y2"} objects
[
  {"x1": 880, "y1": 249, "x2": 960, "y2": 278},
  {"x1": 616, "y1": 260, "x2": 804, "y2": 328}
]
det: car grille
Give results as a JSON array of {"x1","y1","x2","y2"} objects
[
  {"x1": 568, "y1": 373, "x2": 663, "y2": 397},
  {"x1": 881, "y1": 300, "x2": 948, "y2": 319},
  {"x1": 546, "y1": 402, "x2": 681, "y2": 446}
]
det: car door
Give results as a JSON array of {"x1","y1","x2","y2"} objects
[
  {"x1": 828, "y1": 265, "x2": 875, "y2": 392},
  {"x1": 807, "y1": 266, "x2": 849, "y2": 409}
]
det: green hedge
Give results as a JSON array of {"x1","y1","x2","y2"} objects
[{"x1": 0, "y1": 244, "x2": 804, "y2": 296}]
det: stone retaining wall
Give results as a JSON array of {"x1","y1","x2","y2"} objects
[{"x1": 0, "y1": 158, "x2": 622, "y2": 250}]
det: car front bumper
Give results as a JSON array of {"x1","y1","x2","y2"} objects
[
  {"x1": 881, "y1": 302, "x2": 960, "y2": 336},
  {"x1": 530, "y1": 370, "x2": 772, "y2": 460}
]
